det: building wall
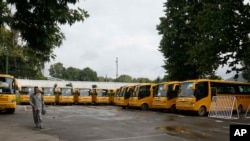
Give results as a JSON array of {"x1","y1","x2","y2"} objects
[{"x1": 17, "y1": 79, "x2": 138, "y2": 89}]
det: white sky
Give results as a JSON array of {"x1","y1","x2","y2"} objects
[{"x1": 44, "y1": 0, "x2": 234, "y2": 80}]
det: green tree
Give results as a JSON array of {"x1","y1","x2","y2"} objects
[
  {"x1": 135, "y1": 77, "x2": 152, "y2": 83},
  {"x1": 98, "y1": 76, "x2": 113, "y2": 82},
  {"x1": 49, "y1": 62, "x2": 66, "y2": 79},
  {"x1": 193, "y1": 0, "x2": 250, "y2": 79},
  {"x1": 79, "y1": 67, "x2": 98, "y2": 81},
  {"x1": 157, "y1": 0, "x2": 201, "y2": 81},
  {"x1": 0, "y1": 1, "x2": 11, "y2": 26},
  {"x1": 65, "y1": 67, "x2": 81, "y2": 81},
  {"x1": 114, "y1": 74, "x2": 133, "y2": 82},
  {"x1": 0, "y1": 27, "x2": 46, "y2": 79},
  {"x1": 4, "y1": 0, "x2": 89, "y2": 62},
  {"x1": 242, "y1": 47, "x2": 250, "y2": 81},
  {"x1": 157, "y1": 0, "x2": 250, "y2": 80},
  {"x1": 0, "y1": 1, "x2": 89, "y2": 79}
]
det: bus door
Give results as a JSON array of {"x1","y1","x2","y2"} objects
[
  {"x1": 152, "y1": 83, "x2": 168, "y2": 110},
  {"x1": 120, "y1": 86, "x2": 134, "y2": 109},
  {"x1": 129, "y1": 83, "x2": 155, "y2": 110},
  {"x1": 165, "y1": 83, "x2": 180, "y2": 112}
]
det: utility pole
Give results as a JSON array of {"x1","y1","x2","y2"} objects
[{"x1": 116, "y1": 57, "x2": 118, "y2": 78}]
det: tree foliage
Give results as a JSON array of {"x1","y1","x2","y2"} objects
[
  {"x1": 5, "y1": 0, "x2": 89, "y2": 61},
  {"x1": 114, "y1": 74, "x2": 133, "y2": 82},
  {"x1": 0, "y1": 27, "x2": 46, "y2": 79},
  {"x1": 0, "y1": 0, "x2": 89, "y2": 79},
  {"x1": 48, "y1": 62, "x2": 156, "y2": 82},
  {"x1": 157, "y1": 0, "x2": 250, "y2": 81},
  {"x1": 48, "y1": 63, "x2": 98, "y2": 81}
]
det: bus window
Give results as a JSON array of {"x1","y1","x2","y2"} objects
[
  {"x1": 167, "y1": 84, "x2": 179, "y2": 100},
  {"x1": 154, "y1": 84, "x2": 166, "y2": 97},
  {"x1": 239, "y1": 85, "x2": 250, "y2": 94},
  {"x1": 211, "y1": 87, "x2": 217, "y2": 98},
  {"x1": 97, "y1": 89, "x2": 108, "y2": 97},
  {"x1": 79, "y1": 89, "x2": 90, "y2": 96},
  {"x1": 61, "y1": 88, "x2": 72, "y2": 96},
  {"x1": 138, "y1": 85, "x2": 150, "y2": 99},
  {"x1": 194, "y1": 82, "x2": 208, "y2": 101}
]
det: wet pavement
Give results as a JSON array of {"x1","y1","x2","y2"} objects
[{"x1": 0, "y1": 105, "x2": 250, "y2": 141}]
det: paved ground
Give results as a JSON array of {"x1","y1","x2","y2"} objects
[{"x1": 0, "y1": 105, "x2": 250, "y2": 141}]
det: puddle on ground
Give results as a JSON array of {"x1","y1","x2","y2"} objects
[{"x1": 156, "y1": 125, "x2": 207, "y2": 139}]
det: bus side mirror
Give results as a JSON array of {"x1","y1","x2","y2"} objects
[
  {"x1": 172, "y1": 84, "x2": 180, "y2": 91},
  {"x1": 192, "y1": 84, "x2": 196, "y2": 90}
]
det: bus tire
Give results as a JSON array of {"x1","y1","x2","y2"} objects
[
  {"x1": 170, "y1": 105, "x2": 176, "y2": 113},
  {"x1": 7, "y1": 108, "x2": 15, "y2": 114},
  {"x1": 141, "y1": 103, "x2": 148, "y2": 111},
  {"x1": 237, "y1": 105, "x2": 243, "y2": 114},
  {"x1": 198, "y1": 106, "x2": 206, "y2": 116}
]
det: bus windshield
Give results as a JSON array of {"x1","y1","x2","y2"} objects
[
  {"x1": 79, "y1": 89, "x2": 90, "y2": 96},
  {"x1": 0, "y1": 77, "x2": 13, "y2": 94},
  {"x1": 21, "y1": 87, "x2": 34, "y2": 95},
  {"x1": 154, "y1": 84, "x2": 166, "y2": 97},
  {"x1": 178, "y1": 82, "x2": 194, "y2": 97},
  {"x1": 43, "y1": 88, "x2": 54, "y2": 95},
  {"x1": 61, "y1": 88, "x2": 72, "y2": 96},
  {"x1": 131, "y1": 85, "x2": 151, "y2": 98},
  {"x1": 131, "y1": 86, "x2": 139, "y2": 97},
  {"x1": 97, "y1": 89, "x2": 108, "y2": 97}
]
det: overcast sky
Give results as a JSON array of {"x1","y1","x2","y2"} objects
[{"x1": 44, "y1": 0, "x2": 233, "y2": 80}]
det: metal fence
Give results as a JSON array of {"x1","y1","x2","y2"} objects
[{"x1": 208, "y1": 96, "x2": 239, "y2": 119}]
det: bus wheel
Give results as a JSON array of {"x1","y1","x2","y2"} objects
[
  {"x1": 170, "y1": 105, "x2": 176, "y2": 113},
  {"x1": 7, "y1": 108, "x2": 15, "y2": 114},
  {"x1": 237, "y1": 105, "x2": 243, "y2": 114},
  {"x1": 198, "y1": 106, "x2": 206, "y2": 116},
  {"x1": 141, "y1": 103, "x2": 148, "y2": 111}
]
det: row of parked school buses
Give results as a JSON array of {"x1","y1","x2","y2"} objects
[
  {"x1": 18, "y1": 79, "x2": 250, "y2": 116},
  {"x1": 114, "y1": 79, "x2": 250, "y2": 116},
  {"x1": 18, "y1": 85, "x2": 117, "y2": 105}
]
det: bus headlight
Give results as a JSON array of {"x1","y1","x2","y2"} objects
[
  {"x1": 190, "y1": 103, "x2": 195, "y2": 106},
  {"x1": 10, "y1": 100, "x2": 16, "y2": 103}
]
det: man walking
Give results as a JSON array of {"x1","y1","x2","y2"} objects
[{"x1": 29, "y1": 86, "x2": 44, "y2": 129}]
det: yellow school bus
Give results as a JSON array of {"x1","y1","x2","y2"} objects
[
  {"x1": 74, "y1": 87, "x2": 92, "y2": 104},
  {"x1": 19, "y1": 85, "x2": 34, "y2": 105},
  {"x1": 116, "y1": 85, "x2": 135, "y2": 109},
  {"x1": 94, "y1": 88, "x2": 110, "y2": 105},
  {"x1": 152, "y1": 81, "x2": 180, "y2": 112},
  {"x1": 41, "y1": 86, "x2": 56, "y2": 105},
  {"x1": 128, "y1": 83, "x2": 156, "y2": 110},
  {"x1": 176, "y1": 79, "x2": 250, "y2": 116},
  {"x1": 55, "y1": 86, "x2": 74, "y2": 105},
  {"x1": 0, "y1": 74, "x2": 18, "y2": 114}
]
